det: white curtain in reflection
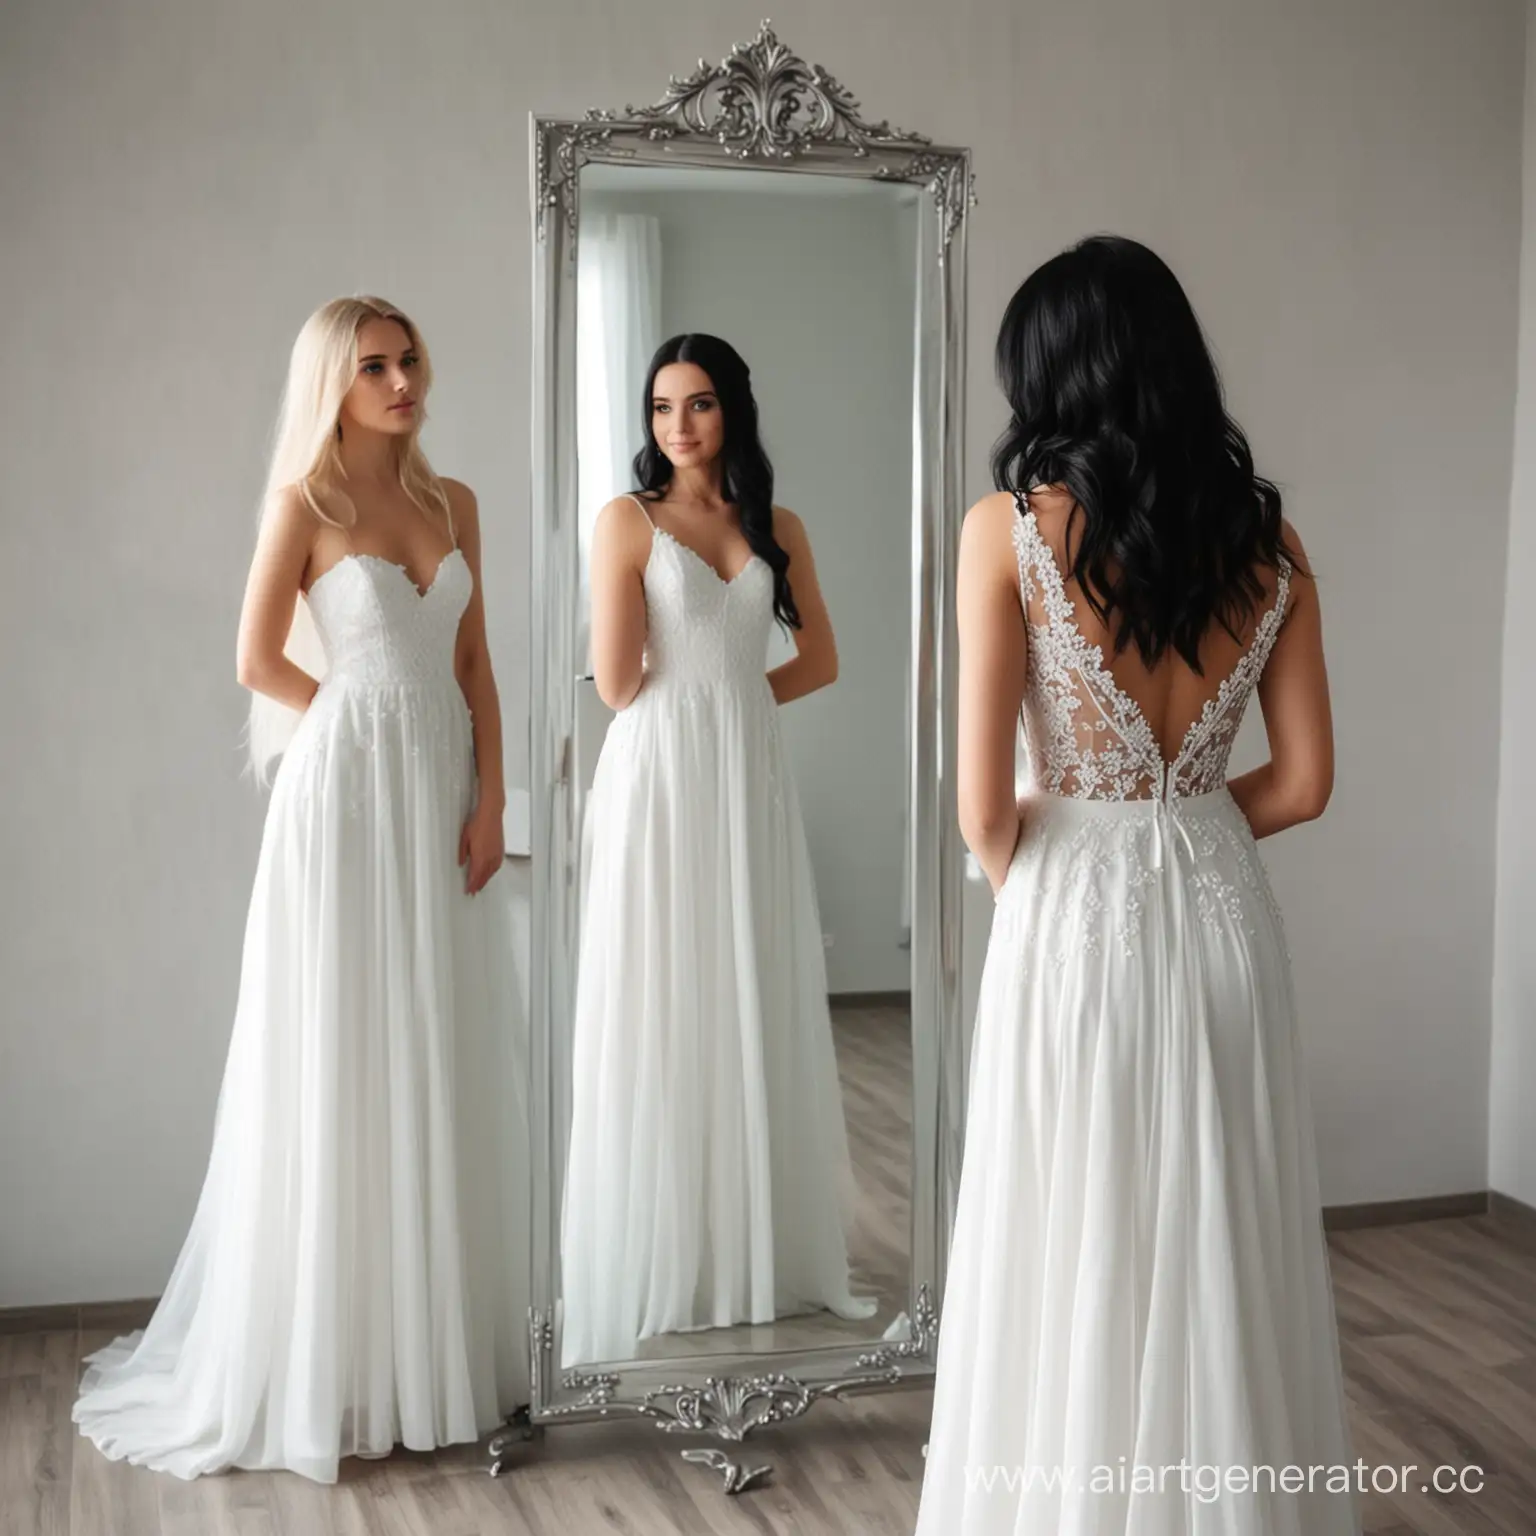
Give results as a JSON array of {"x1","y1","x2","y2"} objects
[{"x1": 577, "y1": 211, "x2": 663, "y2": 661}]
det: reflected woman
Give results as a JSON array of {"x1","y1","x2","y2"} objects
[{"x1": 560, "y1": 334, "x2": 877, "y2": 1366}]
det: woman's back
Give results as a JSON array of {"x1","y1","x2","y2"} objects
[
  {"x1": 1015, "y1": 487, "x2": 1296, "y2": 802},
  {"x1": 921, "y1": 487, "x2": 1355, "y2": 1535},
  {"x1": 918, "y1": 232, "x2": 1357, "y2": 1533}
]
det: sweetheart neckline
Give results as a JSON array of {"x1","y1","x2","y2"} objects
[
  {"x1": 649, "y1": 526, "x2": 763, "y2": 589},
  {"x1": 306, "y1": 547, "x2": 462, "y2": 602}
]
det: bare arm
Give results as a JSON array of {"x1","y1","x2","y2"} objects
[
  {"x1": 590, "y1": 496, "x2": 652, "y2": 711},
  {"x1": 957, "y1": 492, "x2": 1029, "y2": 894},
  {"x1": 1226, "y1": 520, "x2": 1334, "y2": 837},
  {"x1": 444, "y1": 480, "x2": 511, "y2": 894},
  {"x1": 767, "y1": 508, "x2": 838, "y2": 705},
  {"x1": 235, "y1": 484, "x2": 321, "y2": 709},
  {"x1": 448, "y1": 480, "x2": 506, "y2": 821}
]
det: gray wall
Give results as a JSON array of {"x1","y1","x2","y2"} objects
[
  {"x1": 0, "y1": 0, "x2": 1523, "y2": 1306},
  {"x1": 1490, "y1": 4, "x2": 1536, "y2": 1211}
]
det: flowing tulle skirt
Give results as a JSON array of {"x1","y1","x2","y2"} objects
[
  {"x1": 73, "y1": 678, "x2": 531, "y2": 1483},
  {"x1": 915, "y1": 788, "x2": 1359, "y2": 1535},
  {"x1": 560, "y1": 674, "x2": 876, "y2": 1367}
]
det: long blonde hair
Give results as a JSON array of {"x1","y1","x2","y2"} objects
[{"x1": 245, "y1": 295, "x2": 451, "y2": 783}]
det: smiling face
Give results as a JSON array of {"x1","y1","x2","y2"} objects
[
  {"x1": 650, "y1": 361, "x2": 725, "y2": 471},
  {"x1": 339, "y1": 317, "x2": 423, "y2": 437}
]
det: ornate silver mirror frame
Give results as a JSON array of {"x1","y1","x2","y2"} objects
[{"x1": 506, "y1": 21, "x2": 973, "y2": 1490}]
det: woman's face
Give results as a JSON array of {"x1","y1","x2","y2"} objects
[
  {"x1": 651, "y1": 361, "x2": 724, "y2": 470},
  {"x1": 340, "y1": 318, "x2": 422, "y2": 437}
]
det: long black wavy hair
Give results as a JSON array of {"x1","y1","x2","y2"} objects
[
  {"x1": 632, "y1": 333, "x2": 801, "y2": 630},
  {"x1": 992, "y1": 235, "x2": 1303, "y2": 670}
]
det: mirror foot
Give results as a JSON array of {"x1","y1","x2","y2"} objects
[
  {"x1": 486, "y1": 1404, "x2": 544, "y2": 1474},
  {"x1": 681, "y1": 1446, "x2": 772, "y2": 1495}
]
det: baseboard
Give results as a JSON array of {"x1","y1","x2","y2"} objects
[
  {"x1": 1321, "y1": 1189, "x2": 1488, "y2": 1231},
  {"x1": 829, "y1": 991, "x2": 912, "y2": 1010},
  {"x1": 1488, "y1": 1188, "x2": 1536, "y2": 1236},
  {"x1": 5, "y1": 1189, "x2": 1525, "y2": 1331},
  {"x1": 0, "y1": 1297, "x2": 157, "y2": 1337}
]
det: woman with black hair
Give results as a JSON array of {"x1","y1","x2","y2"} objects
[
  {"x1": 559, "y1": 334, "x2": 877, "y2": 1366},
  {"x1": 915, "y1": 239, "x2": 1358, "y2": 1533}
]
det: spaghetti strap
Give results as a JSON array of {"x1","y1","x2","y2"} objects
[
  {"x1": 443, "y1": 484, "x2": 457, "y2": 551},
  {"x1": 623, "y1": 492, "x2": 656, "y2": 526}
]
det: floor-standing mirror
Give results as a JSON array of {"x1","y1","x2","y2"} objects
[{"x1": 505, "y1": 23, "x2": 972, "y2": 1491}]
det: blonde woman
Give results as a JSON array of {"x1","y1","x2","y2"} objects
[{"x1": 72, "y1": 297, "x2": 530, "y2": 1483}]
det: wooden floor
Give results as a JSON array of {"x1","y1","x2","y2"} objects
[{"x1": 5, "y1": 1208, "x2": 1533, "y2": 1533}]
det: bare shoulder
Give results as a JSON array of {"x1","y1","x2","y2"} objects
[
  {"x1": 1273, "y1": 515, "x2": 1318, "y2": 628},
  {"x1": 955, "y1": 491, "x2": 1025, "y2": 610},
  {"x1": 440, "y1": 475, "x2": 480, "y2": 527},
  {"x1": 962, "y1": 490, "x2": 1020, "y2": 554},
  {"x1": 594, "y1": 492, "x2": 653, "y2": 556},
  {"x1": 771, "y1": 504, "x2": 807, "y2": 546},
  {"x1": 1279, "y1": 513, "x2": 1315, "y2": 586},
  {"x1": 262, "y1": 481, "x2": 323, "y2": 553},
  {"x1": 967, "y1": 489, "x2": 1018, "y2": 530},
  {"x1": 267, "y1": 480, "x2": 316, "y2": 528},
  {"x1": 597, "y1": 491, "x2": 649, "y2": 530},
  {"x1": 1278, "y1": 515, "x2": 1311, "y2": 571}
]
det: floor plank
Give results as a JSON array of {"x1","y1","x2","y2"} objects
[{"x1": 9, "y1": 1217, "x2": 1536, "y2": 1530}]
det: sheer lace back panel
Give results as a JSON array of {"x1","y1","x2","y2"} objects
[{"x1": 1011, "y1": 498, "x2": 1291, "y2": 802}]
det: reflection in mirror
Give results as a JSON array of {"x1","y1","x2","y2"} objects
[{"x1": 558, "y1": 167, "x2": 920, "y2": 1368}]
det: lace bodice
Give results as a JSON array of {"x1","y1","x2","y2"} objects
[
  {"x1": 305, "y1": 548, "x2": 469, "y2": 688},
  {"x1": 640, "y1": 525, "x2": 775, "y2": 690},
  {"x1": 1011, "y1": 504, "x2": 1291, "y2": 802}
]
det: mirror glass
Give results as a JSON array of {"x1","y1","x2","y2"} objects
[{"x1": 559, "y1": 163, "x2": 922, "y2": 1367}]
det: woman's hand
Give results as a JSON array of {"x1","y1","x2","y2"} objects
[{"x1": 459, "y1": 799, "x2": 505, "y2": 896}]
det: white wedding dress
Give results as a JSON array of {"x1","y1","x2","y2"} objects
[
  {"x1": 73, "y1": 544, "x2": 530, "y2": 1484},
  {"x1": 915, "y1": 502, "x2": 1359, "y2": 1534},
  {"x1": 559, "y1": 497, "x2": 876, "y2": 1367}
]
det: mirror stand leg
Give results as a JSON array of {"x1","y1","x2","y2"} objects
[
  {"x1": 679, "y1": 1446, "x2": 773, "y2": 1495},
  {"x1": 487, "y1": 1404, "x2": 543, "y2": 1477}
]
